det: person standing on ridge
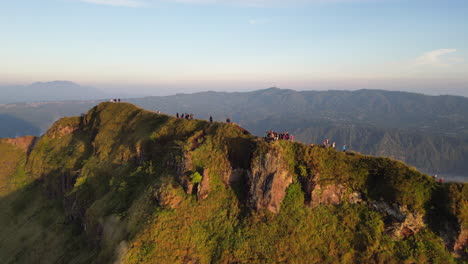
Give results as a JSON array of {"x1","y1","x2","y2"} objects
[
  {"x1": 209, "y1": 116, "x2": 213, "y2": 123},
  {"x1": 342, "y1": 145, "x2": 347, "y2": 152},
  {"x1": 226, "y1": 118, "x2": 231, "y2": 123},
  {"x1": 176, "y1": 113, "x2": 179, "y2": 118}
]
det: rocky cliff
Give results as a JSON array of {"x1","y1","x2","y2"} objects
[{"x1": 0, "y1": 102, "x2": 466, "y2": 263}]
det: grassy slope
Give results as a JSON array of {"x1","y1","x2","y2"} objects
[
  {"x1": 0, "y1": 140, "x2": 93, "y2": 263},
  {"x1": 0, "y1": 102, "x2": 466, "y2": 263}
]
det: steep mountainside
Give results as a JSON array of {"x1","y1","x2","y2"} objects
[
  {"x1": 1, "y1": 88, "x2": 468, "y2": 179},
  {"x1": 0, "y1": 102, "x2": 466, "y2": 263}
]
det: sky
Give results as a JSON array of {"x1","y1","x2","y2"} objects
[{"x1": 1, "y1": 0, "x2": 468, "y2": 95}]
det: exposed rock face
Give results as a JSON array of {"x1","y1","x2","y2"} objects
[
  {"x1": 454, "y1": 227, "x2": 468, "y2": 256},
  {"x1": 301, "y1": 172, "x2": 363, "y2": 207},
  {"x1": 390, "y1": 211, "x2": 424, "y2": 239},
  {"x1": 3, "y1": 135, "x2": 37, "y2": 153},
  {"x1": 172, "y1": 152, "x2": 211, "y2": 199},
  {"x1": 372, "y1": 201, "x2": 425, "y2": 239},
  {"x1": 248, "y1": 146, "x2": 293, "y2": 213},
  {"x1": 348, "y1": 191, "x2": 364, "y2": 204},
  {"x1": 372, "y1": 201, "x2": 406, "y2": 222},
  {"x1": 46, "y1": 124, "x2": 79, "y2": 138},
  {"x1": 154, "y1": 185, "x2": 183, "y2": 209},
  {"x1": 197, "y1": 169, "x2": 210, "y2": 200},
  {"x1": 311, "y1": 184, "x2": 347, "y2": 206},
  {"x1": 175, "y1": 152, "x2": 195, "y2": 195}
]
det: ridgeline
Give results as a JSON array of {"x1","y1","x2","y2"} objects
[{"x1": 0, "y1": 102, "x2": 466, "y2": 263}]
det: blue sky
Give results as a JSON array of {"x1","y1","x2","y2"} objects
[{"x1": 1, "y1": 0, "x2": 467, "y2": 95}]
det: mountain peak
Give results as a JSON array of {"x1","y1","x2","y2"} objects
[
  {"x1": 30, "y1": 80, "x2": 81, "y2": 88},
  {"x1": 255, "y1": 87, "x2": 295, "y2": 94},
  {"x1": 0, "y1": 101, "x2": 466, "y2": 263},
  {"x1": 0, "y1": 81, "x2": 110, "y2": 104}
]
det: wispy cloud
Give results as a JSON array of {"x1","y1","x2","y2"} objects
[
  {"x1": 79, "y1": 0, "x2": 144, "y2": 7},
  {"x1": 171, "y1": 0, "x2": 380, "y2": 3},
  {"x1": 78, "y1": 0, "x2": 381, "y2": 7},
  {"x1": 414, "y1": 49, "x2": 457, "y2": 67}
]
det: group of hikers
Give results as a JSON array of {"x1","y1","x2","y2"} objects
[
  {"x1": 176, "y1": 113, "x2": 233, "y2": 124},
  {"x1": 432, "y1": 174, "x2": 445, "y2": 183},
  {"x1": 308, "y1": 139, "x2": 347, "y2": 152},
  {"x1": 109, "y1": 98, "x2": 121, "y2": 103},
  {"x1": 176, "y1": 113, "x2": 194, "y2": 120},
  {"x1": 264, "y1": 131, "x2": 295, "y2": 141},
  {"x1": 264, "y1": 132, "x2": 350, "y2": 152}
]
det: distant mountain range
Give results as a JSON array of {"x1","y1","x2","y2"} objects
[
  {"x1": 0, "y1": 81, "x2": 112, "y2": 104},
  {"x1": 1, "y1": 87, "x2": 467, "y2": 180}
]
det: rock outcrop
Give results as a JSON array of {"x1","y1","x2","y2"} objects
[
  {"x1": 309, "y1": 183, "x2": 364, "y2": 207},
  {"x1": 46, "y1": 122, "x2": 79, "y2": 138},
  {"x1": 310, "y1": 184, "x2": 348, "y2": 206},
  {"x1": 247, "y1": 146, "x2": 293, "y2": 213},
  {"x1": 175, "y1": 152, "x2": 195, "y2": 195},
  {"x1": 197, "y1": 169, "x2": 210, "y2": 200},
  {"x1": 154, "y1": 184, "x2": 183, "y2": 209},
  {"x1": 371, "y1": 201, "x2": 425, "y2": 239},
  {"x1": 3, "y1": 135, "x2": 37, "y2": 153},
  {"x1": 454, "y1": 227, "x2": 468, "y2": 256}
]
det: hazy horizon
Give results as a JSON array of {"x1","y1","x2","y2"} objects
[{"x1": 2, "y1": 79, "x2": 468, "y2": 98}]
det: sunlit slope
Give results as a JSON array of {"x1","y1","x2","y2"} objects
[{"x1": 0, "y1": 102, "x2": 466, "y2": 263}]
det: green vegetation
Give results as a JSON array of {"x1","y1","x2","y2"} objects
[
  {"x1": 0, "y1": 102, "x2": 466, "y2": 263},
  {"x1": 0, "y1": 141, "x2": 30, "y2": 196}
]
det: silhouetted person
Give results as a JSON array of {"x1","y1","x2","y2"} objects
[
  {"x1": 176, "y1": 113, "x2": 179, "y2": 118},
  {"x1": 209, "y1": 116, "x2": 213, "y2": 123},
  {"x1": 226, "y1": 118, "x2": 231, "y2": 123}
]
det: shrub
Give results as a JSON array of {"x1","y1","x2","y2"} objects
[{"x1": 190, "y1": 171, "x2": 203, "y2": 184}]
